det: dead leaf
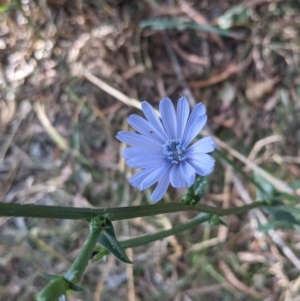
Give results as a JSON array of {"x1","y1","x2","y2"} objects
[
  {"x1": 245, "y1": 77, "x2": 280, "y2": 102},
  {"x1": 0, "y1": 100, "x2": 16, "y2": 129}
]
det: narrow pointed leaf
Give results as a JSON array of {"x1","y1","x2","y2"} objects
[{"x1": 98, "y1": 219, "x2": 132, "y2": 264}]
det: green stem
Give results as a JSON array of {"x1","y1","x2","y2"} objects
[
  {"x1": 0, "y1": 202, "x2": 267, "y2": 221},
  {"x1": 65, "y1": 217, "x2": 103, "y2": 282},
  {"x1": 120, "y1": 213, "x2": 210, "y2": 249},
  {"x1": 37, "y1": 217, "x2": 103, "y2": 301},
  {"x1": 36, "y1": 276, "x2": 70, "y2": 301},
  {"x1": 93, "y1": 213, "x2": 210, "y2": 261}
]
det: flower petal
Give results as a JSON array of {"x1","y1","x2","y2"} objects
[
  {"x1": 159, "y1": 98, "x2": 177, "y2": 139},
  {"x1": 126, "y1": 155, "x2": 164, "y2": 168},
  {"x1": 142, "y1": 101, "x2": 168, "y2": 140},
  {"x1": 123, "y1": 147, "x2": 164, "y2": 168},
  {"x1": 123, "y1": 147, "x2": 162, "y2": 159},
  {"x1": 187, "y1": 136, "x2": 216, "y2": 155},
  {"x1": 127, "y1": 114, "x2": 164, "y2": 142},
  {"x1": 188, "y1": 153, "x2": 215, "y2": 176},
  {"x1": 129, "y1": 168, "x2": 157, "y2": 190},
  {"x1": 183, "y1": 103, "x2": 207, "y2": 148},
  {"x1": 140, "y1": 164, "x2": 168, "y2": 190},
  {"x1": 176, "y1": 96, "x2": 190, "y2": 138},
  {"x1": 169, "y1": 162, "x2": 195, "y2": 188},
  {"x1": 150, "y1": 166, "x2": 171, "y2": 202},
  {"x1": 180, "y1": 162, "x2": 196, "y2": 187},
  {"x1": 116, "y1": 131, "x2": 161, "y2": 147},
  {"x1": 169, "y1": 165, "x2": 185, "y2": 188},
  {"x1": 127, "y1": 114, "x2": 152, "y2": 134}
]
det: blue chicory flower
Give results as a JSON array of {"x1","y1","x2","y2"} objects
[{"x1": 116, "y1": 96, "x2": 216, "y2": 202}]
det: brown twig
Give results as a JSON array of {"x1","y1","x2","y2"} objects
[
  {"x1": 219, "y1": 260, "x2": 266, "y2": 298},
  {"x1": 232, "y1": 173, "x2": 300, "y2": 270},
  {"x1": 188, "y1": 62, "x2": 248, "y2": 89}
]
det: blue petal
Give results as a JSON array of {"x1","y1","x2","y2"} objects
[
  {"x1": 187, "y1": 136, "x2": 216, "y2": 155},
  {"x1": 142, "y1": 101, "x2": 168, "y2": 140},
  {"x1": 123, "y1": 147, "x2": 164, "y2": 168},
  {"x1": 150, "y1": 166, "x2": 171, "y2": 202},
  {"x1": 140, "y1": 164, "x2": 168, "y2": 190},
  {"x1": 169, "y1": 162, "x2": 195, "y2": 188},
  {"x1": 127, "y1": 114, "x2": 152, "y2": 134},
  {"x1": 183, "y1": 103, "x2": 207, "y2": 148},
  {"x1": 129, "y1": 168, "x2": 157, "y2": 190},
  {"x1": 159, "y1": 98, "x2": 177, "y2": 139},
  {"x1": 188, "y1": 154, "x2": 215, "y2": 176},
  {"x1": 123, "y1": 147, "x2": 162, "y2": 159},
  {"x1": 169, "y1": 165, "x2": 186, "y2": 188},
  {"x1": 126, "y1": 158, "x2": 163, "y2": 169},
  {"x1": 127, "y1": 114, "x2": 164, "y2": 143},
  {"x1": 176, "y1": 96, "x2": 190, "y2": 138},
  {"x1": 180, "y1": 162, "x2": 196, "y2": 187},
  {"x1": 116, "y1": 131, "x2": 161, "y2": 147},
  {"x1": 126, "y1": 156, "x2": 164, "y2": 169}
]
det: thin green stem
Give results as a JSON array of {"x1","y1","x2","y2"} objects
[
  {"x1": 0, "y1": 202, "x2": 267, "y2": 221},
  {"x1": 37, "y1": 216, "x2": 104, "y2": 301},
  {"x1": 120, "y1": 213, "x2": 210, "y2": 249},
  {"x1": 65, "y1": 217, "x2": 103, "y2": 283},
  {"x1": 93, "y1": 213, "x2": 210, "y2": 261}
]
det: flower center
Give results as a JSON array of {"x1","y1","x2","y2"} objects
[{"x1": 163, "y1": 139, "x2": 187, "y2": 164}]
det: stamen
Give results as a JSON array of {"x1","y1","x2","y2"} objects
[{"x1": 163, "y1": 139, "x2": 187, "y2": 164}]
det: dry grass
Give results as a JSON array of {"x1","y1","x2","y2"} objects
[{"x1": 0, "y1": 0, "x2": 300, "y2": 300}]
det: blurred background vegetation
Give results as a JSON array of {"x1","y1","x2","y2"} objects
[{"x1": 0, "y1": 0, "x2": 300, "y2": 300}]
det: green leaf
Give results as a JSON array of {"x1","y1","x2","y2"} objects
[
  {"x1": 258, "y1": 205, "x2": 300, "y2": 231},
  {"x1": 209, "y1": 215, "x2": 227, "y2": 227},
  {"x1": 270, "y1": 209, "x2": 300, "y2": 226},
  {"x1": 139, "y1": 19, "x2": 239, "y2": 38},
  {"x1": 194, "y1": 177, "x2": 208, "y2": 199},
  {"x1": 0, "y1": 4, "x2": 10, "y2": 13},
  {"x1": 218, "y1": 4, "x2": 252, "y2": 29},
  {"x1": 91, "y1": 243, "x2": 109, "y2": 261},
  {"x1": 67, "y1": 281, "x2": 84, "y2": 292},
  {"x1": 276, "y1": 192, "x2": 300, "y2": 204},
  {"x1": 254, "y1": 172, "x2": 275, "y2": 202},
  {"x1": 182, "y1": 177, "x2": 208, "y2": 205},
  {"x1": 258, "y1": 219, "x2": 295, "y2": 231},
  {"x1": 98, "y1": 219, "x2": 132, "y2": 264}
]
